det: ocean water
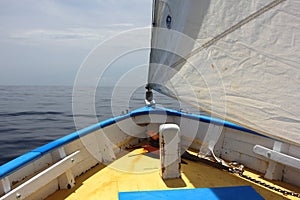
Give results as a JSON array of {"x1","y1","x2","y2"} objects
[{"x1": 0, "y1": 85, "x2": 195, "y2": 165}]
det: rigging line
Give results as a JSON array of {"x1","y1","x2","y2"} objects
[{"x1": 169, "y1": 0, "x2": 286, "y2": 69}]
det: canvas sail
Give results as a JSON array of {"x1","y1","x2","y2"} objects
[{"x1": 148, "y1": 0, "x2": 300, "y2": 144}]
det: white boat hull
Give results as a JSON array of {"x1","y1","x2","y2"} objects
[{"x1": 0, "y1": 106, "x2": 299, "y2": 199}]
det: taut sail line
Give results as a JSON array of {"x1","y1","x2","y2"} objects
[{"x1": 169, "y1": 0, "x2": 286, "y2": 70}]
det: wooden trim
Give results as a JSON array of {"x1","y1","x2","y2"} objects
[
  {"x1": 253, "y1": 145, "x2": 300, "y2": 170},
  {"x1": 1, "y1": 151, "x2": 81, "y2": 200}
]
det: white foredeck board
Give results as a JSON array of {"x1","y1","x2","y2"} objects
[{"x1": 1, "y1": 151, "x2": 81, "y2": 200}]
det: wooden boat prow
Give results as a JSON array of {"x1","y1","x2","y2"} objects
[{"x1": 0, "y1": 107, "x2": 299, "y2": 199}]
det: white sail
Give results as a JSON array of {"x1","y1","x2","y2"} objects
[{"x1": 148, "y1": 0, "x2": 300, "y2": 144}]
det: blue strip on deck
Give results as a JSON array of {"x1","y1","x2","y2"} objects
[{"x1": 118, "y1": 186, "x2": 263, "y2": 200}]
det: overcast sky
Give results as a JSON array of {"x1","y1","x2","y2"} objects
[{"x1": 0, "y1": 0, "x2": 152, "y2": 86}]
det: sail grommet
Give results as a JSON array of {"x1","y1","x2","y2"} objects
[{"x1": 166, "y1": 15, "x2": 172, "y2": 29}]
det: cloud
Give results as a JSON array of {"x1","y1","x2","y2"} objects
[
  {"x1": 10, "y1": 29, "x2": 101, "y2": 41},
  {"x1": 0, "y1": 0, "x2": 152, "y2": 45},
  {"x1": 108, "y1": 23, "x2": 135, "y2": 27},
  {"x1": 6, "y1": 25, "x2": 151, "y2": 48},
  {"x1": 0, "y1": 0, "x2": 152, "y2": 86}
]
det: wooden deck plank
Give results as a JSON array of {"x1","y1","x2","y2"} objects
[{"x1": 45, "y1": 149, "x2": 299, "y2": 200}]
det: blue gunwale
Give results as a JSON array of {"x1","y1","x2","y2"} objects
[{"x1": 0, "y1": 106, "x2": 266, "y2": 179}]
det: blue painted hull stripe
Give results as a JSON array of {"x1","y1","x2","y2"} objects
[{"x1": 0, "y1": 106, "x2": 268, "y2": 179}]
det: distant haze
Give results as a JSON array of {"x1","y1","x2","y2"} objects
[{"x1": 0, "y1": 0, "x2": 152, "y2": 86}]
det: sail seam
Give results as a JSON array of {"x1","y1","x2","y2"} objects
[{"x1": 170, "y1": 0, "x2": 286, "y2": 69}]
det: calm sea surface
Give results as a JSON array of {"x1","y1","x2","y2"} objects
[{"x1": 0, "y1": 85, "x2": 198, "y2": 165}]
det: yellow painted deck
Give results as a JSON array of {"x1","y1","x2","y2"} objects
[{"x1": 46, "y1": 148, "x2": 300, "y2": 200}]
